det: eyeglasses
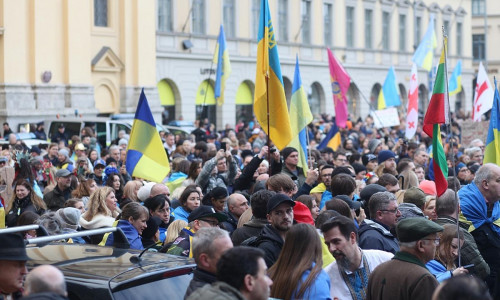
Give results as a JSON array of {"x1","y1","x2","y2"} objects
[
  {"x1": 321, "y1": 173, "x2": 333, "y2": 178},
  {"x1": 380, "y1": 208, "x2": 399, "y2": 214},
  {"x1": 199, "y1": 219, "x2": 219, "y2": 227},
  {"x1": 422, "y1": 238, "x2": 440, "y2": 246}
]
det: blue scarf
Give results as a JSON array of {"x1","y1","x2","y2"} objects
[{"x1": 458, "y1": 182, "x2": 500, "y2": 235}]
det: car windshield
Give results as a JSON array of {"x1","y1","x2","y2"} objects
[{"x1": 112, "y1": 273, "x2": 192, "y2": 300}]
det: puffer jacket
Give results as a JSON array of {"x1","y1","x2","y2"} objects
[{"x1": 358, "y1": 219, "x2": 399, "y2": 254}]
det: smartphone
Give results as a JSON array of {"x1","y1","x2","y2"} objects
[{"x1": 220, "y1": 142, "x2": 227, "y2": 151}]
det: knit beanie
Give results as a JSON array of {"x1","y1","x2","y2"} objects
[
  {"x1": 137, "y1": 181, "x2": 156, "y2": 202},
  {"x1": 55, "y1": 207, "x2": 81, "y2": 231},
  {"x1": 419, "y1": 180, "x2": 437, "y2": 196},
  {"x1": 58, "y1": 148, "x2": 70, "y2": 160},
  {"x1": 281, "y1": 147, "x2": 298, "y2": 160},
  {"x1": 368, "y1": 139, "x2": 382, "y2": 153},
  {"x1": 377, "y1": 150, "x2": 396, "y2": 164}
]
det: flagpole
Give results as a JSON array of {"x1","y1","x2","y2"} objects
[
  {"x1": 305, "y1": 125, "x2": 312, "y2": 169},
  {"x1": 440, "y1": 26, "x2": 462, "y2": 267},
  {"x1": 201, "y1": 36, "x2": 220, "y2": 123},
  {"x1": 266, "y1": 74, "x2": 271, "y2": 174}
]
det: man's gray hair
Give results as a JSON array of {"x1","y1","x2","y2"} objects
[
  {"x1": 465, "y1": 147, "x2": 481, "y2": 157},
  {"x1": 109, "y1": 145, "x2": 120, "y2": 152},
  {"x1": 436, "y1": 189, "x2": 458, "y2": 216},
  {"x1": 192, "y1": 227, "x2": 230, "y2": 264},
  {"x1": 369, "y1": 191, "x2": 397, "y2": 218},
  {"x1": 470, "y1": 139, "x2": 484, "y2": 148},
  {"x1": 474, "y1": 163, "x2": 497, "y2": 186}
]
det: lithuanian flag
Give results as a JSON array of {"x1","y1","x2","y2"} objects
[{"x1": 423, "y1": 38, "x2": 449, "y2": 197}]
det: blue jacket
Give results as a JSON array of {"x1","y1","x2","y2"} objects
[
  {"x1": 172, "y1": 206, "x2": 190, "y2": 223},
  {"x1": 292, "y1": 264, "x2": 331, "y2": 300},
  {"x1": 358, "y1": 219, "x2": 399, "y2": 254},
  {"x1": 426, "y1": 260, "x2": 452, "y2": 283},
  {"x1": 105, "y1": 220, "x2": 143, "y2": 250}
]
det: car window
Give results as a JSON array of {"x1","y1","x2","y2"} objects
[
  {"x1": 112, "y1": 273, "x2": 192, "y2": 300},
  {"x1": 92, "y1": 122, "x2": 107, "y2": 147},
  {"x1": 48, "y1": 122, "x2": 81, "y2": 140}
]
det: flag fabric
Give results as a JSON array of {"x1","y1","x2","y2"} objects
[
  {"x1": 377, "y1": 66, "x2": 401, "y2": 110},
  {"x1": 126, "y1": 89, "x2": 171, "y2": 182},
  {"x1": 405, "y1": 63, "x2": 419, "y2": 139},
  {"x1": 327, "y1": 48, "x2": 350, "y2": 128},
  {"x1": 423, "y1": 38, "x2": 449, "y2": 197},
  {"x1": 288, "y1": 56, "x2": 314, "y2": 176},
  {"x1": 448, "y1": 60, "x2": 462, "y2": 96},
  {"x1": 318, "y1": 124, "x2": 341, "y2": 151},
  {"x1": 472, "y1": 62, "x2": 494, "y2": 122},
  {"x1": 412, "y1": 15, "x2": 437, "y2": 71},
  {"x1": 0, "y1": 201, "x2": 4, "y2": 228},
  {"x1": 484, "y1": 78, "x2": 500, "y2": 165},
  {"x1": 214, "y1": 25, "x2": 231, "y2": 106},
  {"x1": 254, "y1": 0, "x2": 293, "y2": 150}
]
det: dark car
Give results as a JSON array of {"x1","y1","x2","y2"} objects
[{"x1": 23, "y1": 228, "x2": 195, "y2": 300}]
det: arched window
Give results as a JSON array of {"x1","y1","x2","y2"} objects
[
  {"x1": 196, "y1": 80, "x2": 216, "y2": 126},
  {"x1": 157, "y1": 79, "x2": 179, "y2": 124},
  {"x1": 308, "y1": 82, "x2": 324, "y2": 115},
  {"x1": 236, "y1": 81, "x2": 254, "y2": 123}
]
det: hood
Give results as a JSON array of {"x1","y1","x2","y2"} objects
[
  {"x1": 259, "y1": 224, "x2": 284, "y2": 245},
  {"x1": 359, "y1": 219, "x2": 394, "y2": 237}
]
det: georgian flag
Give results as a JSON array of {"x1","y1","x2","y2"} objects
[{"x1": 473, "y1": 62, "x2": 494, "y2": 122}]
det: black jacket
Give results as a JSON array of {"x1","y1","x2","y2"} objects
[
  {"x1": 358, "y1": 219, "x2": 399, "y2": 254},
  {"x1": 256, "y1": 225, "x2": 284, "y2": 267},
  {"x1": 44, "y1": 185, "x2": 72, "y2": 211},
  {"x1": 220, "y1": 211, "x2": 238, "y2": 235},
  {"x1": 6, "y1": 196, "x2": 44, "y2": 227},
  {"x1": 231, "y1": 218, "x2": 268, "y2": 246},
  {"x1": 184, "y1": 268, "x2": 217, "y2": 300},
  {"x1": 233, "y1": 155, "x2": 282, "y2": 192}
]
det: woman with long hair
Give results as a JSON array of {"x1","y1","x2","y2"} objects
[
  {"x1": 105, "y1": 172, "x2": 124, "y2": 203},
  {"x1": 182, "y1": 159, "x2": 202, "y2": 187},
  {"x1": 71, "y1": 178, "x2": 98, "y2": 206},
  {"x1": 269, "y1": 223, "x2": 331, "y2": 299},
  {"x1": 172, "y1": 185, "x2": 200, "y2": 222},
  {"x1": 144, "y1": 194, "x2": 171, "y2": 242},
  {"x1": 426, "y1": 224, "x2": 468, "y2": 282},
  {"x1": 79, "y1": 186, "x2": 119, "y2": 231},
  {"x1": 5, "y1": 180, "x2": 46, "y2": 227},
  {"x1": 88, "y1": 149, "x2": 99, "y2": 166},
  {"x1": 296, "y1": 195, "x2": 320, "y2": 220},
  {"x1": 104, "y1": 202, "x2": 149, "y2": 250},
  {"x1": 163, "y1": 219, "x2": 187, "y2": 245}
]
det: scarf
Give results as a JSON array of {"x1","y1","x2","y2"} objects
[{"x1": 338, "y1": 250, "x2": 371, "y2": 300}]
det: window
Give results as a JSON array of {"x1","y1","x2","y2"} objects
[
  {"x1": 472, "y1": 0, "x2": 485, "y2": 15},
  {"x1": 443, "y1": 20, "x2": 449, "y2": 36},
  {"x1": 223, "y1": 0, "x2": 235, "y2": 38},
  {"x1": 192, "y1": 0, "x2": 205, "y2": 34},
  {"x1": 473, "y1": 34, "x2": 485, "y2": 61},
  {"x1": 324, "y1": 3, "x2": 332, "y2": 46},
  {"x1": 365, "y1": 9, "x2": 373, "y2": 49},
  {"x1": 301, "y1": 0, "x2": 311, "y2": 44},
  {"x1": 158, "y1": 0, "x2": 172, "y2": 32},
  {"x1": 278, "y1": 0, "x2": 288, "y2": 42},
  {"x1": 456, "y1": 22, "x2": 462, "y2": 55},
  {"x1": 252, "y1": 0, "x2": 260, "y2": 38},
  {"x1": 415, "y1": 16, "x2": 421, "y2": 46},
  {"x1": 346, "y1": 6, "x2": 354, "y2": 47},
  {"x1": 94, "y1": 0, "x2": 108, "y2": 27},
  {"x1": 399, "y1": 14, "x2": 406, "y2": 51},
  {"x1": 382, "y1": 12, "x2": 390, "y2": 49}
]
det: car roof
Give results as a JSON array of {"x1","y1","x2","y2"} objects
[{"x1": 26, "y1": 243, "x2": 195, "y2": 285}]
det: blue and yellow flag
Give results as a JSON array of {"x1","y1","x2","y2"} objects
[
  {"x1": 318, "y1": 124, "x2": 341, "y2": 151},
  {"x1": 377, "y1": 66, "x2": 401, "y2": 110},
  {"x1": 126, "y1": 89, "x2": 170, "y2": 182},
  {"x1": 254, "y1": 0, "x2": 293, "y2": 150},
  {"x1": 0, "y1": 201, "x2": 4, "y2": 228},
  {"x1": 448, "y1": 60, "x2": 462, "y2": 96},
  {"x1": 412, "y1": 15, "x2": 437, "y2": 71},
  {"x1": 484, "y1": 78, "x2": 500, "y2": 165},
  {"x1": 288, "y1": 56, "x2": 313, "y2": 176},
  {"x1": 214, "y1": 25, "x2": 231, "y2": 106}
]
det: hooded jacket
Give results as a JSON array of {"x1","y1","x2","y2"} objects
[
  {"x1": 358, "y1": 219, "x2": 399, "y2": 254},
  {"x1": 256, "y1": 224, "x2": 284, "y2": 267},
  {"x1": 184, "y1": 268, "x2": 217, "y2": 299},
  {"x1": 186, "y1": 281, "x2": 245, "y2": 300},
  {"x1": 105, "y1": 220, "x2": 143, "y2": 250}
]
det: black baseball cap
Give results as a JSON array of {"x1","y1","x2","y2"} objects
[
  {"x1": 188, "y1": 205, "x2": 228, "y2": 223},
  {"x1": 267, "y1": 193, "x2": 295, "y2": 214}
]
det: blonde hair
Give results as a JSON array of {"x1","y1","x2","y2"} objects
[
  {"x1": 164, "y1": 219, "x2": 188, "y2": 245},
  {"x1": 83, "y1": 186, "x2": 118, "y2": 221},
  {"x1": 122, "y1": 180, "x2": 142, "y2": 202}
]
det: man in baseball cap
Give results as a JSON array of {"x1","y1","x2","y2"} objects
[
  {"x1": 44, "y1": 169, "x2": 73, "y2": 211},
  {"x1": 256, "y1": 193, "x2": 295, "y2": 267},
  {"x1": 0, "y1": 233, "x2": 30, "y2": 296}
]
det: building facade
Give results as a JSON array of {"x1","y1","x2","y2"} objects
[
  {"x1": 157, "y1": 0, "x2": 473, "y2": 130},
  {"x1": 0, "y1": 0, "x2": 478, "y2": 131}
]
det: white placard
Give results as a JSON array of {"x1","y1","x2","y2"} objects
[{"x1": 371, "y1": 107, "x2": 401, "y2": 129}]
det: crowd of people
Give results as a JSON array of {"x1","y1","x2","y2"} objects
[{"x1": 0, "y1": 113, "x2": 497, "y2": 299}]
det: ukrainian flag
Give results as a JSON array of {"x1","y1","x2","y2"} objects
[
  {"x1": 377, "y1": 66, "x2": 401, "y2": 110},
  {"x1": 214, "y1": 25, "x2": 231, "y2": 106},
  {"x1": 448, "y1": 60, "x2": 462, "y2": 96},
  {"x1": 484, "y1": 78, "x2": 500, "y2": 165},
  {"x1": 288, "y1": 56, "x2": 313, "y2": 176},
  {"x1": 0, "y1": 201, "x2": 4, "y2": 228},
  {"x1": 126, "y1": 89, "x2": 171, "y2": 182},
  {"x1": 412, "y1": 15, "x2": 437, "y2": 71},
  {"x1": 254, "y1": 0, "x2": 293, "y2": 150},
  {"x1": 318, "y1": 124, "x2": 341, "y2": 151}
]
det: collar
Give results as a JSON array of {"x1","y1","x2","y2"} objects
[
  {"x1": 344, "y1": 248, "x2": 365, "y2": 275},
  {"x1": 393, "y1": 251, "x2": 427, "y2": 269}
]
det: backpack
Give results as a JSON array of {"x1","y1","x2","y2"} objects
[{"x1": 240, "y1": 236, "x2": 261, "y2": 247}]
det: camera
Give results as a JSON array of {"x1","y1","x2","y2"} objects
[{"x1": 270, "y1": 147, "x2": 277, "y2": 153}]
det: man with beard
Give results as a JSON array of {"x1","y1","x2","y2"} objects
[
  {"x1": 255, "y1": 193, "x2": 294, "y2": 267},
  {"x1": 322, "y1": 216, "x2": 393, "y2": 300},
  {"x1": 374, "y1": 150, "x2": 397, "y2": 177}
]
